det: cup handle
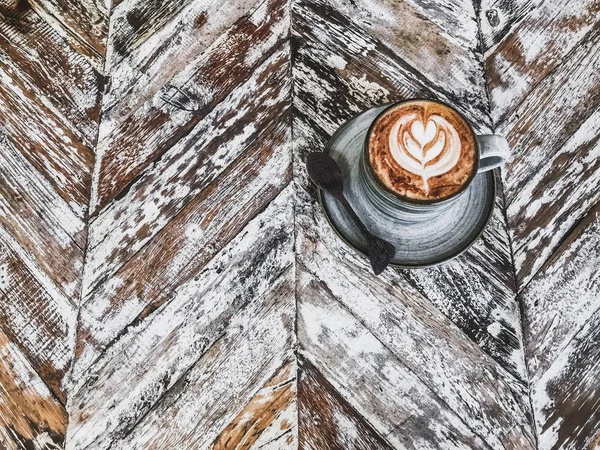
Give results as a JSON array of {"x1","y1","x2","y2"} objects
[{"x1": 476, "y1": 135, "x2": 510, "y2": 173}]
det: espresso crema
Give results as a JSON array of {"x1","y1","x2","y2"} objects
[{"x1": 367, "y1": 100, "x2": 477, "y2": 202}]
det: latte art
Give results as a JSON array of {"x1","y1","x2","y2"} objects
[
  {"x1": 367, "y1": 100, "x2": 477, "y2": 202},
  {"x1": 389, "y1": 114, "x2": 461, "y2": 193}
]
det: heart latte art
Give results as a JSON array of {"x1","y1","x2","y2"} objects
[
  {"x1": 368, "y1": 100, "x2": 477, "y2": 202},
  {"x1": 389, "y1": 115, "x2": 461, "y2": 194}
]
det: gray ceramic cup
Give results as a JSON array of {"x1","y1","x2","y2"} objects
[{"x1": 358, "y1": 99, "x2": 510, "y2": 223}]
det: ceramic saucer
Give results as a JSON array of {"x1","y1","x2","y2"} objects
[{"x1": 318, "y1": 105, "x2": 495, "y2": 268}]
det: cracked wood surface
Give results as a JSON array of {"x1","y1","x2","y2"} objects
[{"x1": 0, "y1": 0, "x2": 598, "y2": 448}]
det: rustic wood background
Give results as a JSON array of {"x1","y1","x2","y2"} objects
[{"x1": 0, "y1": 0, "x2": 598, "y2": 448}]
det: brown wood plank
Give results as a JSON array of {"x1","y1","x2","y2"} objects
[
  {"x1": 298, "y1": 357, "x2": 395, "y2": 450},
  {"x1": 210, "y1": 361, "x2": 296, "y2": 450},
  {"x1": 300, "y1": 0, "x2": 488, "y2": 119},
  {"x1": 83, "y1": 44, "x2": 290, "y2": 298},
  {"x1": 72, "y1": 115, "x2": 291, "y2": 383},
  {"x1": 0, "y1": 8, "x2": 102, "y2": 145},
  {"x1": 94, "y1": 0, "x2": 288, "y2": 214},
  {"x1": 480, "y1": 0, "x2": 546, "y2": 52},
  {"x1": 108, "y1": 0, "x2": 196, "y2": 61},
  {"x1": 297, "y1": 266, "x2": 529, "y2": 449},
  {"x1": 0, "y1": 328, "x2": 66, "y2": 450},
  {"x1": 485, "y1": 0, "x2": 599, "y2": 125},
  {"x1": 0, "y1": 60, "x2": 94, "y2": 220},
  {"x1": 96, "y1": 0, "x2": 269, "y2": 167},
  {"x1": 0, "y1": 134, "x2": 85, "y2": 299},
  {"x1": 498, "y1": 24, "x2": 600, "y2": 287},
  {"x1": 27, "y1": 0, "x2": 108, "y2": 69},
  {"x1": 67, "y1": 190, "x2": 294, "y2": 449},
  {"x1": 488, "y1": 0, "x2": 600, "y2": 447},
  {"x1": 107, "y1": 269, "x2": 295, "y2": 450},
  {"x1": 0, "y1": 224, "x2": 76, "y2": 404},
  {"x1": 520, "y1": 199, "x2": 600, "y2": 381}
]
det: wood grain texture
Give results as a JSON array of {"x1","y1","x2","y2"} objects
[
  {"x1": 0, "y1": 0, "x2": 104, "y2": 447},
  {"x1": 485, "y1": 0, "x2": 600, "y2": 447},
  {"x1": 2, "y1": 0, "x2": 597, "y2": 447}
]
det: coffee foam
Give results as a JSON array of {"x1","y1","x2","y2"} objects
[{"x1": 368, "y1": 100, "x2": 477, "y2": 201}]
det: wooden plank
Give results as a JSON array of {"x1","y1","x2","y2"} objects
[
  {"x1": 485, "y1": 0, "x2": 599, "y2": 125},
  {"x1": 297, "y1": 268, "x2": 525, "y2": 449},
  {"x1": 479, "y1": 0, "x2": 545, "y2": 53},
  {"x1": 210, "y1": 361, "x2": 296, "y2": 450},
  {"x1": 292, "y1": 0, "x2": 491, "y2": 133},
  {"x1": 295, "y1": 254, "x2": 533, "y2": 449},
  {"x1": 401, "y1": 175, "x2": 526, "y2": 381},
  {"x1": 99, "y1": 0, "x2": 268, "y2": 133},
  {"x1": 298, "y1": 0, "x2": 488, "y2": 118},
  {"x1": 507, "y1": 108, "x2": 600, "y2": 293},
  {"x1": 83, "y1": 44, "x2": 290, "y2": 298},
  {"x1": 108, "y1": 0, "x2": 196, "y2": 60},
  {"x1": 298, "y1": 357, "x2": 395, "y2": 450},
  {"x1": 498, "y1": 24, "x2": 600, "y2": 287},
  {"x1": 67, "y1": 189, "x2": 294, "y2": 450},
  {"x1": 0, "y1": 63, "x2": 94, "y2": 220},
  {"x1": 105, "y1": 269, "x2": 295, "y2": 450},
  {"x1": 27, "y1": 0, "x2": 108, "y2": 70},
  {"x1": 0, "y1": 223, "x2": 76, "y2": 403},
  {"x1": 94, "y1": 0, "x2": 288, "y2": 214},
  {"x1": 0, "y1": 8, "x2": 101, "y2": 145},
  {"x1": 72, "y1": 115, "x2": 291, "y2": 383},
  {"x1": 531, "y1": 306, "x2": 600, "y2": 450},
  {"x1": 0, "y1": 133, "x2": 85, "y2": 299},
  {"x1": 520, "y1": 201, "x2": 600, "y2": 382},
  {"x1": 0, "y1": 328, "x2": 66, "y2": 450}
]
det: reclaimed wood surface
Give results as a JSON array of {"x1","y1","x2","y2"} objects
[{"x1": 0, "y1": 0, "x2": 597, "y2": 449}]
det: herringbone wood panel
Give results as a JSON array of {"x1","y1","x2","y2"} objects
[{"x1": 0, "y1": 0, "x2": 597, "y2": 449}]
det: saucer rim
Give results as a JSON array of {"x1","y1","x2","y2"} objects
[{"x1": 316, "y1": 106, "x2": 496, "y2": 269}]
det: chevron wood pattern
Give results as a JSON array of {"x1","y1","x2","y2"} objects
[{"x1": 0, "y1": 0, "x2": 598, "y2": 449}]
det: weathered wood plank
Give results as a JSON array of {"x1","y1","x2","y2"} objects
[
  {"x1": 485, "y1": 0, "x2": 599, "y2": 125},
  {"x1": 210, "y1": 361, "x2": 296, "y2": 450},
  {"x1": 27, "y1": 0, "x2": 108, "y2": 70},
  {"x1": 106, "y1": 268, "x2": 295, "y2": 450},
  {"x1": 0, "y1": 328, "x2": 66, "y2": 450},
  {"x1": 292, "y1": 0, "x2": 491, "y2": 133},
  {"x1": 479, "y1": 0, "x2": 544, "y2": 53},
  {"x1": 0, "y1": 133, "x2": 85, "y2": 299},
  {"x1": 72, "y1": 115, "x2": 291, "y2": 383},
  {"x1": 531, "y1": 306, "x2": 600, "y2": 450},
  {"x1": 100, "y1": 0, "x2": 267, "y2": 134},
  {"x1": 298, "y1": 0, "x2": 487, "y2": 118},
  {"x1": 108, "y1": 0, "x2": 196, "y2": 61},
  {"x1": 298, "y1": 357, "x2": 395, "y2": 450},
  {"x1": 508, "y1": 108, "x2": 600, "y2": 294},
  {"x1": 498, "y1": 24, "x2": 600, "y2": 287},
  {"x1": 67, "y1": 189, "x2": 294, "y2": 450},
  {"x1": 94, "y1": 0, "x2": 288, "y2": 214},
  {"x1": 0, "y1": 8, "x2": 101, "y2": 145},
  {"x1": 83, "y1": 44, "x2": 290, "y2": 298},
  {"x1": 0, "y1": 223, "x2": 76, "y2": 403},
  {"x1": 400, "y1": 175, "x2": 526, "y2": 380},
  {"x1": 520, "y1": 200, "x2": 600, "y2": 382},
  {"x1": 295, "y1": 254, "x2": 533, "y2": 449},
  {"x1": 0, "y1": 64, "x2": 94, "y2": 220},
  {"x1": 298, "y1": 268, "x2": 512, "y2": 449}
]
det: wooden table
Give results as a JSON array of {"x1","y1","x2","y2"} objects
[{"x1": 0, "y1": 0, "x2": 598, "y2": 448}]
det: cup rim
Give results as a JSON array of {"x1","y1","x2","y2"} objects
[{"x1": 363, "y1": 98, "x2": 481, "y2": 206}]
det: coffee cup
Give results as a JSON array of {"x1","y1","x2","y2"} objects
[{"x1": 358, "y1": 99, "x2": 509, "y2": 221}]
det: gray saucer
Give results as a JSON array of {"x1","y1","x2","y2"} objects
[{"x1": 318, "y1": 105, "x2": 495, "y2": 268}]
